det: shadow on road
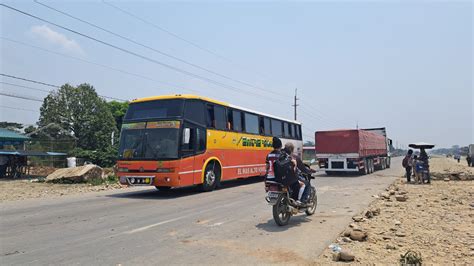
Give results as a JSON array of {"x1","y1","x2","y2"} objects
[
  {"x1": 255, "y1": 216, "x2": 313, "y2": 232},
  {"x1": 107, "y1": 176, "x2": 265, "y2": 200}
]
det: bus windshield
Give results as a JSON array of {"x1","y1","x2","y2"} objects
[
  {"x1": 124, "y1": 99, "x2": 184, "y2": 120},
  {"x1": 118, "y1": 121, "x2": 180, "y2": 160}
]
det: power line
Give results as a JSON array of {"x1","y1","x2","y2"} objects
[
  {"x1": 0, "y1": 92, "x2": 43, "y2": 102},
  {"x1": 34, "y1": 0, "x2": 287, "y2": 100},
  {"x1": 101, "y1": 0, "x2": 293, "y2": 99},
  {"x1": 0, "y1": 73, "x2": 126, "y2": 101},
  {"x1": 1, "y1": 37, "x2": 201, "y2": 94},
  {"x1": 101, "y1": 1, "x2": 353, "y2": 123},
  {"x1": 300, "y1": 98, "x2": 354, "y2": 128},
  {"x1": 0, "y1": 105, "x2": 38, "y2": 112},
  {"x1": 1, "y1": 73, "x2": 57, "y2": 88},
  {"x1": 299, "y1": 109, "x2": 340, "y2": 129},
  {"x1": 0, "y1": 81, "x2": 51, "y2": 93},
  {"x1": 99, "y1": 2, "x2": 357, "y2": 126},
  {"x1": 102, "y1": 0, "x2": 229, "y2": 63},
  {"x1": 1, "y1": 3, "x2": 288, "y2": 105}
]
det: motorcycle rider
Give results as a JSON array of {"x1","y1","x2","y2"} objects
[{"x1": 265, "y1": 137, "x2": 283, "y2": 182}]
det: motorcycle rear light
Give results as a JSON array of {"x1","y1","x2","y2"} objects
[{"x1": 268, "y1": 185, "x2": 279, "y2": 191}]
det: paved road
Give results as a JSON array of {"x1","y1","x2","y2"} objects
[{"x1": 1, "y1": 158, "x2": 402, "y2": 265}]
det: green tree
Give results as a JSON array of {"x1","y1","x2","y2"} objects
[
  {"x1": 0, "y1": 122, "x2": 24, "y2": 132},
  {"x1": 24, "y1": 125, "x2": 37, "y2": 134},
  {"x1": 38, "y1": 83, "x2": 118, "y2": 165},
  {"x1": 106, "y1": 101, "x2": 129, "y2": 132},
  {"x1": 304, "y1": 140, "x2": 315, "y2": 147}
]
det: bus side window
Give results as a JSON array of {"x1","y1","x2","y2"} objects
[
  {"x1": 227, "y1": 109, "x2": 233, "y2": 130},
  {"x1": 206, "y1": 105, "x2": 215, "y2": 128},
  {"x1": 232, "y1": 110, "x2": 242, "y2": 132},
  {"x1": 264, "y1": 117, "x2": 271, "y2": 136},
  {"x1": 283, "y1": 122, "x2": 289, "y2": 137},
  {"x1": 296, "y1": 125, "x2": 302, "y2": 140},
  {"x1": 271, "y1": 119, "x2": 282, "y2": 137},
  {"x1": 196, "y1": 128, "x2": 206, "y2": 153},
  {"x1": 184, "y1": 100, "x2": 205, "y2": 125},
  {"x1": 290, "y1": 124, "x2": 296, "y2": 139},
  {"x1": 259, "y1": 116, "x2": 265, "y2": 135},
  {"x1": 214, "y1": 105, "x2": 227, "y2": 130}
]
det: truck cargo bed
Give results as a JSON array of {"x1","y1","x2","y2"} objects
[{"x1": 315, "y1": 129, "x2": 387, "y2": 157}]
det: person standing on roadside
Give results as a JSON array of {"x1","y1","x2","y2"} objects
[{"x1": 402, "y1": 149, "x2": 414, "y2": 183}]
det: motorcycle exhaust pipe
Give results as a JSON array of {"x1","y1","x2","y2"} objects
[{"x1": 288, "y1": 205, "x2": 299, "y2": 215}]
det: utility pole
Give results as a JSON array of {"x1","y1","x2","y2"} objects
[{"x1": 292, "y1": 88, "x2": 299, "y2": 120}]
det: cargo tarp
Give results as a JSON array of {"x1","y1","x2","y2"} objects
[{"x1": 315, "y1": 130, "x2": 387, "y2": 157}]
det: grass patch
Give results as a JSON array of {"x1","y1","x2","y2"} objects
[{"x1": 86, "y1": 175, "x2": 119, "y2": 186}]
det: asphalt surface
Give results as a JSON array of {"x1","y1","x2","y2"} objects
[{"x1": 1, "y1": 158, "x2": 402, "y2": 265}]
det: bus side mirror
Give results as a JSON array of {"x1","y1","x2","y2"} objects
[{"x1": 183, "y1": 128, "x2": 191, "y2": 144}]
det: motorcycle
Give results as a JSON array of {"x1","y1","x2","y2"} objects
[
  {"x1": 416, "y1": 162, "x2": 431, "y2": 184},
  {"x1": 265, "y1": 165, "x2": 318, "y2": 226}
]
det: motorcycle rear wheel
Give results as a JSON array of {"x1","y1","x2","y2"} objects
[
  {"x1": 305, "y1": 187, "x2": 318, "y2": 215},
  {"x1": 273, "y1": 194, "x2": 291, "y2": 226}
]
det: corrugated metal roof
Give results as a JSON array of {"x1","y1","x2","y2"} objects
[
  {"x1": 0, "y1": 128, "x2": 30, "y2": 141},
  {"x1": 0, "y1": 150, "x2": 67, "y2": 156}
]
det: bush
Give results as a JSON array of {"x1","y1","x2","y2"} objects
[{"x1": 70, "y1": 146, "x2": 118, "y2": 168}]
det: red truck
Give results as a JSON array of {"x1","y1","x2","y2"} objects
[{"x1": 315, "y1": 128, "x2": 391, "y2": 175}]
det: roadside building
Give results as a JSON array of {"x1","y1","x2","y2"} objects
[{"x1": 0, "y1": 128, "x2": 66, "y2": 178}]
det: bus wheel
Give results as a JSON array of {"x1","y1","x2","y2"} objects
[
  {"x1": 155, "y1": 186, "x2": 171, "y2": 191},
  {"x1": 201, "y1": 161, "x2": 221, "y2": 192}
]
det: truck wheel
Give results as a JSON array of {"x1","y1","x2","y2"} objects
[
  {"x1": 361, "y1": 160, "x2": 369, "y2": 175},
  {"x1": 386, "y1": 158, "x2": 391, "y2": 168},
  {"x1": 200, "y1": 161, "x2": 221, "y2": 192}
]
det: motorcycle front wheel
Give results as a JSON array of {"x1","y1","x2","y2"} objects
[
  {"x1": 305, "y1": 187, "x2": 318, "y2": 216},
  {"x1": 272, "y1": 193, "x2": 291, "y2": 226}
]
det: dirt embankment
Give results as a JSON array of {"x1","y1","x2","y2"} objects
[
  {"x1": 0, "y1": 166, "x2": 123, "y2": 202},
  {"x1": 318, "y1": 157, "x2": 474, "y2": 265},
  {"x1": 0, "y1": 179, "x2": 124, "y2": 202}
]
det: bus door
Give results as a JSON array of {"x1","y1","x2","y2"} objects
[{"x1": 181, "y1": 123, "x2": 207, "y2": 185}]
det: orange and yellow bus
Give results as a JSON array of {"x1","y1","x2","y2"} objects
[{"x1": 117, "y1": 94, "x2": 303, "y2": 191}]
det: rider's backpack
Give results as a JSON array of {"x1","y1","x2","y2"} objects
[{"x1": 273, "y1": 152, "x2": 294, "y2": 185}]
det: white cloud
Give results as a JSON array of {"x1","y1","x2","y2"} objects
[{"x1": 29, "y1": 25, "x2": 85, "y2": 55}]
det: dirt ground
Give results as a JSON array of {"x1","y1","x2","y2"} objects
[
  {"x1": 318, "y1": 157, "x2": 474, "y2": 264},
  {"x1": 0, "y1": 179, "x2": 124, "y2": 202}
]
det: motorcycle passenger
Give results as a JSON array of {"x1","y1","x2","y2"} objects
[
  {"x1": 283, "y1": 143, "x2": 306, "y2": 205},
  {"x1": 265, "y1": 137, "x2": 283, "y2": 181},
  {"x1": 419, "y1": 148, "x2": 431, "y2": 184},
  {"x1": 294, "y1": 153, "x2": 314, "y2": 205}
]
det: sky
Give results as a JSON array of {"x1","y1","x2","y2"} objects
[{"x1": 0, "y1": 0, "x2": 472, "y2": 148}]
